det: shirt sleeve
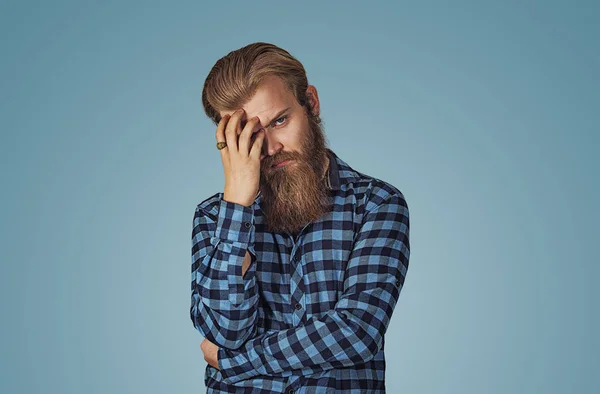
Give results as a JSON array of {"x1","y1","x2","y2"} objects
[
  {"x1": 217, "y1": 192, "x2": 410, "y2": 384},
  {"x1": 190, "y1": 197, "x2": 259, "y2": 350}
]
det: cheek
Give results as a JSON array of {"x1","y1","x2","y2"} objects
[{"x1": 286, "y1": 121, "x2": 308, "y2": 149}]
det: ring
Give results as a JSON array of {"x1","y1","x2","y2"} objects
[{"x1": 216, "y1": 141, "x2": 227, "y2": 150}]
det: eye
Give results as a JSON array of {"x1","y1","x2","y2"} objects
[{"x1": 273, "y1": 116, "x2": 288, "y2": 127}]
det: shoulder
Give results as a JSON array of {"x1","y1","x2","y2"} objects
[
  {"x1": 348, "y1": 170, "x2": 408, "y2": 214},
  {"x1": 332, "y1": 151, "x2": 407, "y2": 214}
]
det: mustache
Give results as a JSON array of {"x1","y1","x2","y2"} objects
[{"x1": 264, "y1": 153, "x2": 300, "y2": 168}]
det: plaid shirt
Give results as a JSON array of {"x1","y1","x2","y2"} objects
[{"x1": 190, "y1": 149, "x2": 410, "y2": 393}]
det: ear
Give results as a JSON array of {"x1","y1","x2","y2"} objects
[{"x1": 305, "y1": 85, "x2": 320, "y2": 117}]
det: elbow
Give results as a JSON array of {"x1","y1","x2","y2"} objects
[
  {"x1": 356, "y1": 330, "x2": 383, "y2": 364},
  {"x1": 340, "y1": 310, "x2": 384, "y2": 364}
]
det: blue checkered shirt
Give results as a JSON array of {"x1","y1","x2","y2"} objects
[{"x1": 190, "y1": 149, "x2": 410, "y2": 393}]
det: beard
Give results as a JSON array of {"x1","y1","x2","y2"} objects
[{"x1": 258, "y1": 112, "x2": 331, "y2": 235}]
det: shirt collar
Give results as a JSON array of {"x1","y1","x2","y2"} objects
[{"x1": 325, "y1": 148, "x2": 360, "y2": 191}]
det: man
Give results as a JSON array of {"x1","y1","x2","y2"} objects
[{"x1": 190, "y1": 42, "x2": 410, "y2": 393}]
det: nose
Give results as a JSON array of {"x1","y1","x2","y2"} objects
[{"x1": 260, "y1": 129, "x2": 283, "y2": 161}]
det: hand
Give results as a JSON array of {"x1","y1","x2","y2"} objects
[
  {"x1": 200, "y1": 338, "x2": 220, "y2": 369},
  {"x1": 217, "y1": 108, "x2": 265, "y2": 207}
]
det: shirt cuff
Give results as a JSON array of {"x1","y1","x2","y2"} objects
[{"x1": 214, "y1": 197, "x2": 255, "y2": 244}]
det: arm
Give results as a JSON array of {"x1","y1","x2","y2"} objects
[
  {"x1": 190, "y1": 197, "x2": 259, "y2": 350},
  {"x1": 217, "y1": 192, "x2": 410, "y2": 384}
]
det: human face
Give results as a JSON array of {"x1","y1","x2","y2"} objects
[
  {"x1": 219, "y1": 74, "x2": 315, "y2": 172},
  {"x1": 218, "y1": 74, "x2": 331, "y2": 234}
]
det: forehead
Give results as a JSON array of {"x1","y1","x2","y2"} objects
[{"x1": 220, "y1": 75, "x2": 296, "y2": 120}]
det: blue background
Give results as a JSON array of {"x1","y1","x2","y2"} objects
[{"x1": 1, "y1": 1, "x2": 598, "y2": 393}]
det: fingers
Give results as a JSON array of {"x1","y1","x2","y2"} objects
[
  {"x1": 224, "y1": 108, "x2": 245, "y2": 153},
  {"x1": 215, "y1": 114, "x2": 230, "y2": 160},
  {"x1": 250, "y1": 128, "x2": 265, "y2": 159},
  {"x1": 238, "y1": 116, "x2": 262, "y2": 155},
  {"x1": 217, "y1": 108, "x2": 265, "y2": 160}
]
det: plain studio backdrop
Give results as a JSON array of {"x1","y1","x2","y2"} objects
[{"x1": 1, "y1": 1, "x2": 598, "y2": 393}]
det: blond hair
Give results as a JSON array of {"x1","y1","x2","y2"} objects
[{"x1": 201, "y1": 42, "x2": 320, "y2": 125}]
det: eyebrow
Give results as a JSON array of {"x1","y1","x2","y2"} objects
[{"x1": 262, "y1": 106, "x2": 291, "y2": 128}]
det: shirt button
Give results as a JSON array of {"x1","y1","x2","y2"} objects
[
  {"x1": 287, "y1": 389, "x2": 295, "y2": 394},
  {"x1": 295, "y1": 303, "x2": 302, "y2": 310},
  {"x1": 396, "y1": 280, "x2": 401, "y2": 286},
  {"x1": 244, "y1": 222, "x2": 251, "y2": 228}
]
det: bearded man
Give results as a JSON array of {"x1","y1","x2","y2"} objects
[{"x1": 190, "y1": 42, "x2": 410, "y2": 394}]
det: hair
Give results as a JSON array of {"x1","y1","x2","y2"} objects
[{"x1": 201, "y1": 42, "x2": 321, "y2": 126}]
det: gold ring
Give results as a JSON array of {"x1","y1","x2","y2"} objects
[{"x1": 216, "y1": 141, "x2": 227, "y2": 150}]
